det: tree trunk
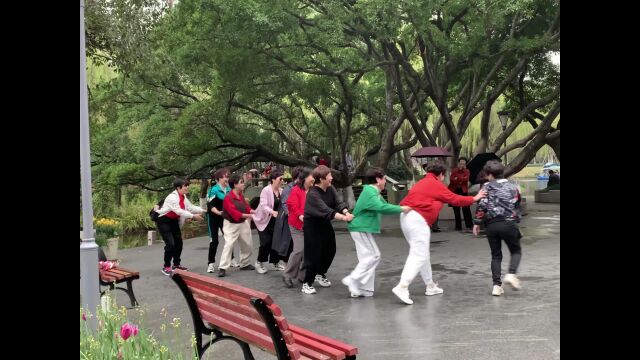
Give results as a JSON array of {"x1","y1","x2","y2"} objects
[
  {"x1": 546, "y1": 131, "x2": 560, "y2": 161},
  {"x1": 504, "y1": 102, "x2": 560, "y2": 177},
  {"x1": 199, "y1": 179, "x2": 209, "y2": 210}
]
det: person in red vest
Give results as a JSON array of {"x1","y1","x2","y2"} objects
[
  {"x1": 449, "y1": 157, "x2": 474, "y2": 232},
  {"x1": 156, "y1": 178, "x2": 205, "y2": 276}
]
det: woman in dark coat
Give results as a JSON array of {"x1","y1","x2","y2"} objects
[{"x1": 301, "y1": 165, "x2": 353, "y2": 295}]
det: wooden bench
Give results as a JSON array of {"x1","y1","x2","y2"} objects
[
  {"x1": 98, "y1": 247, "x2": 139, "y2": 308},
  {"x1": 171, "y1": 269, "x2": 358, "y2": 360}
]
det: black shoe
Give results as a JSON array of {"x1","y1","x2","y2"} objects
[
  {"x1": 432, "y1": 228, "x2": 442, "y2": 233},
  {"x1": 455, "y1": 227, "x2": 462, "y2": 231},
  {"x1": 218, "y1": 269, "x2": 226, "y2": 277},
  {"x1": 240, "y1": 264, "x2": 255, "y2": 271},
  {"x1": 282, "y1": 277, "x2": 294, "y2": 288}
]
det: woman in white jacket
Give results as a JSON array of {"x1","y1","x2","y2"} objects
[{"x1": 156, "y1": 178, "x2": 204, "y2": 276}]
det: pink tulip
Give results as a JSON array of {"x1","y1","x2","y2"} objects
[
  {"x1": 120, "y1": 324, "x2": 132, "y2": 340},
  {"x1": 119, "y1": 323, "x2": 139, "y2": 341}
]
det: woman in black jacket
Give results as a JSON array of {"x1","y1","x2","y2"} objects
[{"x1": 301, "y1": 165, "x2": 353, "y2": 295}]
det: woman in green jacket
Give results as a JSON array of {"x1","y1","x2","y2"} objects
[{"x1": 342, "y1": 167, "x2": 411, "y2": 297}]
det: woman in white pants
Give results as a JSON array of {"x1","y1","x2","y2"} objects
[
  {"x1": 343, "y1": 168, "x2": 410, "y2": 297},
  {"x1": 393, "y1": 162, "x2": 485, "y2": 305},
  {"x1": 217, "y1": 174, "x2": 256, "y2": 277}
]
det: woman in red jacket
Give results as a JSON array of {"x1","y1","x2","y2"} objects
[
  {"x1": 218, "y1": 174, "x2": 256, "y2": 277},
  {"x1": 392, "y1": 162, "x2": 486, "y2": 305},
  {"x1": 282, "y1": 168, "x2": 314, "y2": 287}
]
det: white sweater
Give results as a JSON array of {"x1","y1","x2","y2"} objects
[{"x1": 158, "y1": 190, "x2": 204, "y2": 220}]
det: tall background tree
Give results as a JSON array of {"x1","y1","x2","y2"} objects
[{"x1": 84, "y1": 0, "x2": 559, "y2": 213}]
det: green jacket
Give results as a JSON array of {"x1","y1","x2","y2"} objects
[{"x1": 348, "y1": 185, "x2": 402, "y2": 234}]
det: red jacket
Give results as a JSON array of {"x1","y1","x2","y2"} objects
[
  {"x1": 448, "y1": 167, "x2": 470, "y2": 193},
  {"x1": 222, "y1": 190, "x2": 252, "y2": 223},
  {"x1": 287, "y1": 186, "x2": 306, "y2": 230},
  {"x1": 400, "y1": 173, "x2": 475, "y2": 226}
]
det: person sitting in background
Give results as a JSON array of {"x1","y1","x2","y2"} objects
[{"x1": 547, "y1": 170, "x2": 560, "y2": 189}]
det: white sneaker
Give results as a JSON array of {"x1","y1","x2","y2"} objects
[
  {"x1": 392, "y1": 285, "x2": 413, "y2": 305},
  {"x1": 425, "y1": 283, "x2": 444, "y2": 296},
  {"x1": 273, "y1": 261, "x2": 286, "y2": 271},
  {"x1": 492, "y1": 285, "x2": 504, "y2": 296},
  {"x1": 360, "y1": 290, "x2": 374, "y2": 297},
  {"x1": 341, "y1": 276, "x2": 362, "y2": 297},
  {"x1": 255, "y1": 262, "x2": 268, "y2": 274},
  {"x1": 315, "y1": 274, "x2": 331, "y2": 287},
  {"x1": 503, "y1": 274, "x2": 521, "y2": 290},
  {"x1": 301, "y1": 283, "x2": 317, "y2": 294},
  {"x1": 231, "y1": 259, "x2": 240, "y2": 268},
  {"x1": 207, "y1": 263, "x2": 216, "y2": 273}
]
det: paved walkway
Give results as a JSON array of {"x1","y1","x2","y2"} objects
[{"x1": 105, "y1": 204, "x2": 560, "y2": 359}]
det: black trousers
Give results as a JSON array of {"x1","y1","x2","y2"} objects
[
  {"x1": 486, "y1": 220, "x2": 522, "y2": 285},
  {"x1": 208, "y1": 218, "x2": 224, "y2": 264},
  {"x1": 452, "y1": 188, "x2": 473, "y2": 230},
  {"x1": 157, "y1": 218, "x2": 183, "y2": 268},
  {"x1": 303, "y1": 220, "x2": 337, "y2": 285},
  {"x1": 258, "y1": 222, "x2": 280, "y2": 264}
]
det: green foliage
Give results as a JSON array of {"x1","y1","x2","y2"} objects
[
  {"x1": 84, "y1": 0, "x2": 559, "y2": 211},
  {"x1": 117, "y1": 194, "x2": 157, "y2": 232}
]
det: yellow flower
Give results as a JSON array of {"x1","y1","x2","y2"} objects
[{"x1": 171, "y1": 317, "x2": 181, "y2": 328}]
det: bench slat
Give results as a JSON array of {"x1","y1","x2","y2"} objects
[
  {"x1": 291, "y1": 333, "x2": 347, "y2": 360},
  {"x1": 175, "y1": 270, "x2": 273, "y2": 304},
  {"x1": 294, "y1": 344, "x2": 333, "y2": 360},
  {"x1": 184, "y1": 278, "x2": 256, "y2": 308},
  {"x1": 192, "y1": 290, "x2": 297, "y2": 347},
  {"x1": 189, "y1": 286, "x2": 263, "y2": 321},
  {"x1": 199, "y1": 308, "x2": 277, "y2": 353},
  {"x1": 109, "y1": 268, "x2": 139, "y2": 277},
  {"x1": 100, "y1": 270, "x2": 125, "y2": 281},
  {"x1": 194, "y1": 297, "x2": 271, "y2": 338},
  {"x1": 289, "y1": 325, "x2": 358, "y2": 356}
]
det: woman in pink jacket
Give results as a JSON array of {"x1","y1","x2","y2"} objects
[{"x1": 252, "y1": 170, "x2": 285, "y2": 274}]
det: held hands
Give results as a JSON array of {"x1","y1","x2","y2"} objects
[
  {"x1": 343, "y1": 213, "x2": 354, "y2": 222},
  {"x1": 472, "y1": 225, "x2": 481, "y2": 236},
  {"x1": 271, "y1": 210, "x2": 278, "y2": 217},
  {"x1": 400, "y1": 206, "x2": 412, "y2": 213},
  {"x1": 192, "y1": 214, "x2": 204, "y2": 221}
]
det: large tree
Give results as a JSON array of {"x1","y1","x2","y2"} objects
[{"x1": 85, "y1": 0, "x2": 560, "y2": 194}]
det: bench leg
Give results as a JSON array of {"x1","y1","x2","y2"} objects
[
  {"x1": 99, "y1": 281, "x2": 139, "y2": 308},
  {"x1": 198, "y1": 330, "x2": 255, "y2": 360},
  {"x1": 99, "y1": 282, "x2": 115, "y2": 297},
  {"x1": 124, "y1": 279, "x2": 139, "y2": 307},
  {"x1": 237, "y1": 340, "x2": 255, "y2": 360}
]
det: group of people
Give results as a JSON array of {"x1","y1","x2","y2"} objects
[{"x1": 151, "y1": 158, "x2": 524, "y2": 303}]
